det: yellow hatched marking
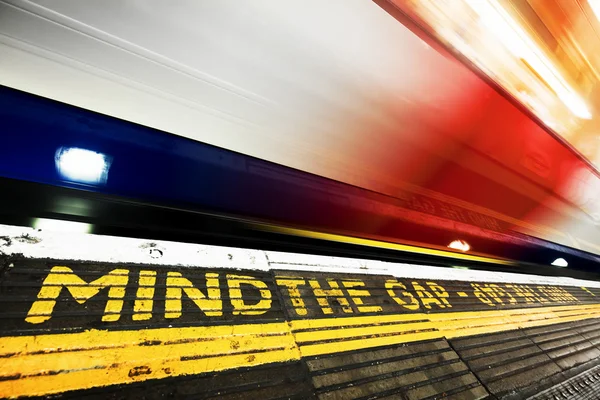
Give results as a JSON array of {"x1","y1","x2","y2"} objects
[
  {"x1": 4, "y1": 304, "x2": 600, "y2": 398},
  {"x1": 0, "y1": 323, "x2": 289, "y2": 357},
  {"x1": 289, "y1": 312, "x2": 426, "y2": 330},
  {"x1": 292, "y1": 304, "x2": 600, "y2": 355},
  {"x1": 293, "y1": 321, "x2": 436, "y2": 343},
  {"x1": 0, "y1": 348, "x2": 295, "y2": 398},
  {"x1": 1, "y1": 334, "x2": 293, "y2": 379},
  {"x1": 0, "y1": 322, "x2": 299, "y2": 398},
  {"x1": 432, "y1": 316, "x2": 513, "y2": 334},
  {"x1": 299, "y1": 331, "x2": 443, "y2": 357}
]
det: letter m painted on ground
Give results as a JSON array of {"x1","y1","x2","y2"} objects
[{"x1": 26, "y1": 266, "x2": 129, "y2": 324}]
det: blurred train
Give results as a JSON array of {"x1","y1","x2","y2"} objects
[{"x1": 1, "y1": 0, "x2": 600, "y2": 275}]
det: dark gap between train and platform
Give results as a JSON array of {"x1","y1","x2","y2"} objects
[{"x1": 1, "y1": 177, "x2": 599, "y2": 279}]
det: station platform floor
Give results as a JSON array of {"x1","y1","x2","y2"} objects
[{"x1": 1, "y1": 225, "x2": 599, "y2": 399}]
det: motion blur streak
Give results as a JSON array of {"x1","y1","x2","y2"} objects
[
  {"x1": 0, "y1": 1, "x2": 599, "y2": 259},
  {"x1": 258, "y1": 224, "x2": 511, "y2": 265}
]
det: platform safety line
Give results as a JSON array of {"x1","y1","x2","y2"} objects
[
  {"x1": 0, "y1": 322, "x2": 300, "y2": 398},
  {"x1": 291, "y1": 304, "x2": 600, "y2": 357},
  {"x1": 3, "y1": 304, "x2": 600, "y2": 397}
]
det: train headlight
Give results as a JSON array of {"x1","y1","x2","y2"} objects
[
  {"x1": 448, "y1": 240, "x2": 470, "y2": 252},
  {"x1": 551, "y1": 258, "x2": 568, "y2": 267},
  {"x1": 55, "y1": 147, "x2": 111, "y2": 185}
]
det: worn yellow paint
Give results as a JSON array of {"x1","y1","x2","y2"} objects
[
  {"x1": 25, "y1": 266, "x2": 129, "y2": 324},
  {"x1": 290, "y1": 303, "x2": 600, "y2": 357},
  {"x1": 275, "y1": 277, "x2": 308, "y2": 315},
  {"x1": 411, "y1": 282, "x2": 446, "y2": 309},
  {"x1": 385, "y1": 279, "x2": 421, "y2": 310},
  {"x1": 4, "y1": 304, "x2": 600, "y2": 398},
  {"x1": 309, "y1": 279, "x2": 353, "y2": 314},
  {"x1": 133, "y1": 270, "x2": 157, "y2": 321},
  {"x1": 227, "y1": 274, "x2": 272, "y2": 315},
  {"x1": 0, "y1": 322, "x2": 299, "y2": 398},
  {"x1": 165, "y1": 272, "x2": 222, "y2": 318},
  {"x1": 582, "y1": 287, "x2": 596, "y2": 297},
  {"x1": 342, "y1": 280, "x2": 383, "y2": 313},
  {"x1": 1, "y1": 347, "x2": 295, "y2": 396}
]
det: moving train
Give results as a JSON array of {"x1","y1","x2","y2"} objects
[{"x1": 1, "y1": 0, "x2": 599, "y2": 275}]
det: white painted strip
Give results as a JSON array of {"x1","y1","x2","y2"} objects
[{"x1": 0, "y1": 224, "x2": 598, "y2": 288}]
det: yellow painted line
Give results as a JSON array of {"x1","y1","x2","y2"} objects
[
  {"x1": 258, "y1": 224, "x2": 515, "y2": 265},
  {"x1": 292, "y1": 304, "x2": 600, "y2": 356},
  {"x1": 430, "y1": 304, "x2": 600, "y2": 338},
  {"x1": 0, "y1": 322, "x2": 293, "y2": 356},
  {"x1": 289, "y1": 312, "x2": 426, "y2": 330},
  {"x1": 0, "y1": 349, "x2": 296, "y2": 399},
  {"x1": 3, "y1": 304, "x2": 600, "y2": 398},
  {"x1": 2, "y1": 333, "x2": 292, "y2": 379},
  {"x1": 293, "y1": 321, "x2": 437, "y2": 343},
  {"x1": 298, "y1": 331, "x2": 443, "y2": 357},
  {"x1": 0, "y1": 322, "x2": 299, "y2": 398}
]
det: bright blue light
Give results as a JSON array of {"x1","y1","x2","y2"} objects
[{"x1": 55, "y1": 147, "x2": 111, "y2": 185}]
